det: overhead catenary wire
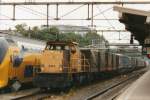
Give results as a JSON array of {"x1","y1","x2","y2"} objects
[
  {"x1": 96, "y1": 5, "x2": 116, "y2": 30},
  {"x1": 92, "y1": 7, "x2": 113, "y2": 18},
  {"x1": 60, "y1": 4, "x2": 85, "y2": 18},
  {"x1": 21, "y1": 5, "x2": 54, "y2": 19},
  {"x1": 16, "y1": 5, "x2": 54, "y2": 19},
  {"x1": 102, "y1": 13, "x2": 116, "y2": 30},
  {"x1": 17, "y1": 6, "x2": 43, "y2": 17},
  {"x1": 0, "y1": 13, "x2": 12, "y2": 19}
]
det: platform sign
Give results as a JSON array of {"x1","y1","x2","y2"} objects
[{"x1": 12, "y1": 81, "x2": 21, "y2": 91}]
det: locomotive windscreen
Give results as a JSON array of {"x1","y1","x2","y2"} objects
[{"x1": 0, "y1": 37, "x2": 9, "y2": 64}]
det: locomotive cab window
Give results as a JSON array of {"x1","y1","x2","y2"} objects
[
  {"x1": 70, "y1": 46, "x2": 76, "y2": 53},
  {"x1": 65, "y1": 46, "x2": 69, "y2": 50}
]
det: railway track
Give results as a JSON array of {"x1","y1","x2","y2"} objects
[
  {"x1": 85, "y1": 70, "x2": 144, "y2": 100},
  {"x1": 5, "y1": 69, "x2": 145, "y2": 100},
  {"x1": 11, "y1": 88, "x2": 62, "y2": 100},
  {"x1": 11, "y1": 90, "x2": 52, "y2": 100}
]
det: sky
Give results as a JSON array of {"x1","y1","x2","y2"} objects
[{"x1": 0, "y1": 0, "x2": 150, "y2": 43}]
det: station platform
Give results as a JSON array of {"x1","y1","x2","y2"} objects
[{"x1": 116, "y1": 70, "x2": 150, "y2": 100}]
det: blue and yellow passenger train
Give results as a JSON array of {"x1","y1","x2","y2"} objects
[{"x1": 0, "y1": 37, "x2": 41, "y2": 91}]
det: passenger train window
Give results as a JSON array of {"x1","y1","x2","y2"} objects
[
  {"x1": 46, "y1": 45, "x2": 70, "y2": 50},
  {"x1": 6, "y1": 38, "x2": 17, "y2": 46},
  {"x1": 0, "y1": 38, "x2": 9, "y2": 64}
]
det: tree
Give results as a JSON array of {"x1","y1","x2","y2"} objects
[
  {"x1": 14, "y1": 24, "x2": 109, "y2": 47},
  {"x1": 15, "y1": 23, "x2": 28, "y2": 36},
  {"x1": 49, "y1": 27, "x2": 59, "y2": 35},
  {"x1": 30, "y1": 26, "x2": 40, "y2": 39},
  {"x1": 38, "y1": 27, "x2": 59, "y2": 40}
]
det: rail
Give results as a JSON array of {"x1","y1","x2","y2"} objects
[
  {"x1": 85, "y1": 70, "x2": 144, "y2": 100},
  {"x1": 11, "y1": 69, "x2": 146, "y2": 100}
]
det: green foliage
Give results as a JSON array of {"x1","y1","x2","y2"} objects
[
  {"x1": 15, "y1": 23, "x2": 28, "y2": 36},
  {"x1": 14, "y1": 24, "x2": 108, "y2": 47}
]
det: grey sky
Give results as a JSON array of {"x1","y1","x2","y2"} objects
[{"x1": 0, "y1": 0, "x2": 150, "y2": 43}]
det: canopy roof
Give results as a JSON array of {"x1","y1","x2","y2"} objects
[{"x1": 114, "y1": 6, "x2": 150, "y2": 45}]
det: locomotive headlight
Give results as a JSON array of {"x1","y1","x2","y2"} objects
[
  {"x1": 59, "y1": 67, "x2": 62, "y2": 71},
  {"x1": 41, "y1": 66, "x2": 44, "y2": 72},
  {"x1": 78, "y1": 60, "x2": 81, "y2": 64},
  {"x1": 59, "y1": 65, "x2": 63, "y2": 71}
]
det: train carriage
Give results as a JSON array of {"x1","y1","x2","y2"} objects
[
  {"x1": 0, "y1": 37, "x2": 41, "y2": 91},
  {"x1": 136, "y1": 58, "x2": 146, "y2": 69},
  {"x1": 107, "y1": 52, "x2": 113, "y2": 71},
  {"x1": 116, "y1": 54, "x2": 130, "y2": 72},
  {"x1": 99, "y1": 50, "x2": 106, "y2": 72}
]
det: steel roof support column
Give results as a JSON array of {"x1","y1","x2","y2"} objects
[
  {"x1": 46, "y1": 4, "x2": 49, "y2": 28},
  {"x1": 91, "y1": 3, "x2": 94, "y2": 27},
  {"x1": 87, "y1": 4, "x2": 90, "y2": 20},
  {"x1": 55, "y1": 3, "x2": 59, "y2": 20},
  {"x1": 12, "y1": 4, "x2": 15, "y2": 20}
]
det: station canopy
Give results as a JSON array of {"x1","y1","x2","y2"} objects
[{"x1": 114, "y1": 6, "x2": 150, "y2": 45}]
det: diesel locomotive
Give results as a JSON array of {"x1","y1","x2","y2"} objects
[{"x1": 33, "y1": 40, "x2": 146, "y2": 89}]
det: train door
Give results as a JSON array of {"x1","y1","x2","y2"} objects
[
  {"x1": 100, "y1": 51, "x2": 106, "y2": 72},
  {"x1": 108, "y1": 53, "x2": 112, "y2": 71},
  {"x1": 90, "y1": 50, "x2": 98, "y2": 72},
  {"x1": 112, "y1": 54, "x2": 115, "y2": 70},
  {"x1": 116, "y1": 55, "x2": 119, "y2": 70},
  {"x1": 97, "y1": 51, "x2": 100, "y2": 72},
  {"x1": 10, "y1": 51, "x2": 21, "y2": 81},
  {"x1": 105, "y1": 52, "x2": 108, "y2": 71}
]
